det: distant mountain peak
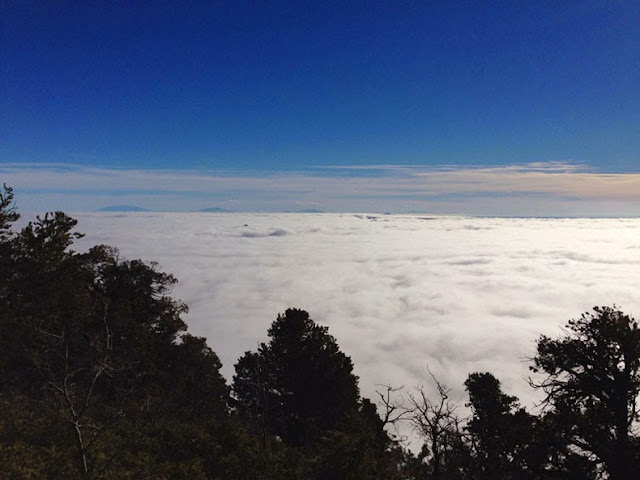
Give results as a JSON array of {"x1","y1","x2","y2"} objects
[
  {"x1": 297, "y1": 208, "x2": 324, "y2": 213},
  {"x1": 96, "y1": 205, "x2": 148, "y2": 212},
  {"x1": 200, "y1": 207, "x2": 231, "y2": 212}
]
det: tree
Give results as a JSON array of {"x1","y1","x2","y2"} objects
[
  {"x1": 232, "y1": 309, "x2": 411, "y2": 479},
  {"x1": 406, "y1": 372, "x2": 470, "y2": 480},
  {"x1": 0, "y1": 188, "x2": 231, "y2": 478},
  {"x1": 0, "y1": 184, "x2": 19, "y2": 238},
  {"x1": 1, "y1": 210, "x2": 187, "y2": 476},
  {"x1": 233, "y1": 308, "x2": 360, "y2": 447},
  {"x1": 465, "y1": 372, "x2": 540, "y2": 479},
  {"x1": 530, "y1": 306, "x2": 640, "y2": 479}
]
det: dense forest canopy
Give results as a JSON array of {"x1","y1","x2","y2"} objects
[{"x1": 1, "y1": 184, "x2": 639, "y2": 479}]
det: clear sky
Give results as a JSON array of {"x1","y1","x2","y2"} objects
[{"x1": 2, "y1": 1, "x2": 640, "y2": 214}]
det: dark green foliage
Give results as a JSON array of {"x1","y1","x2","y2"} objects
[
  {"x1": 0, "y1": 187, "x2": 231, "y2": 478},
  {"x1": 465, "y1": 372, "x2": 544, "y2": 479},
  {"x1": 232, "y1": 308, "x2": 409, "y2": 478},
  {"x1": 533, "y1": 411, "x2": 600, "y2": 480},
  {"x1": 466, "y1": 373, "x2": 524, "y2": 477},
  {"x1": 0, "y1": 184, "x2": 19, "y2": 240},
  {"x1": 233, "y1": 308, "x2": 360, "y2": 447},
  {"x1": 531, "y1": 306, "x2": 640, "y2": 479}
]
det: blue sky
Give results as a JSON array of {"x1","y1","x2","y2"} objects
[{"x1": 2, "y1": 1, "x2": 639, "y2": 213}]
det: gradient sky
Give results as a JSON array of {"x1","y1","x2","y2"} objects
[{"x1": 2, "y1": 1, "x2": 640, "y2": 213}]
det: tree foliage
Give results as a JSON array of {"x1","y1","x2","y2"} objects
[
  {"x1": 530, "y1": 306, "x2": 640, "y2": 479},
  {"x1": 232, "y1": 308, "x2": 409, "y2": 478},
  {"x1": 465, "y1": 372, "x2": 541, "y2": 479},
  {"x1": 233, "y1": 308, "x2": 360, "y2": 447},
  {"x1": 0, "y1": 186, "x2": 230, "y2": 478}
]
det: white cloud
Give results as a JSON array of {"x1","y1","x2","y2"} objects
[
  {"x1": 3, "y1": 162, "x2": 640, "y2": 215},
  {"x1": 70, "y1": 213, "x2": 640, "y2": 415}
]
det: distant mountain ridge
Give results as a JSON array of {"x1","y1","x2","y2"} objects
[
  {"x1": 200, "y1": 207, "x2": 231, "y2": 212},
  {"x1": 297, "y1": 208, "x2": 324, "y2": 213},
  {"x1": 96, "y1": 205, "x2": 149, "y2": 212}
]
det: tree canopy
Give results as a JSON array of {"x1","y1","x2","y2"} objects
[
  {"x1": 233, "y1": 308, "x2": 360, "y2": 446},
  {"x1": 0, "y1": 185, "x2": 230, "y2": 478},
  {"x1": 530, "y1": 306, "x2": 640, "y2": 479}
]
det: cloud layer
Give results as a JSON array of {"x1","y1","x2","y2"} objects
[
  {"x1": 3, "y1": 162, "x2": 640, "y2": 215},
  {"x1": 71, "y1": 213, "x2": 640, "y2": 411}
]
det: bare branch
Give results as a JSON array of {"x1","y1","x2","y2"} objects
[{"x1": 375, "y1": 384, "x2": 413, "y2": 426}]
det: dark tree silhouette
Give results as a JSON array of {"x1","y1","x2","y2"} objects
[
  {"x1": 233, "y1": 308, "x2": 360, "y2": 447},
  {"x1": 530, "y1": 306, "x2": 640, "y2": 480},
  {"x1": 232, "y1": 308, "x2": 411, "y2": 479},
  {"x1": 0, "y1": 184, "x2": 19, "y2": 237},
  {"x1": 406, "y1": 372, "x2": 470, "y2": 480},
  {"x1": 465, "y1": 372, "x2": 541, "y2": 479},
  {"x1": 0, "y1": 187, "x2": 230, "y2": 478},
  {"x1": 1, "y1": 209, "x2": 191, "y2": 475}
]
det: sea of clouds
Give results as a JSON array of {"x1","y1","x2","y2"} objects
[{"x1": 72, "y1": 213, "x2": 640, "y2": 412}]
